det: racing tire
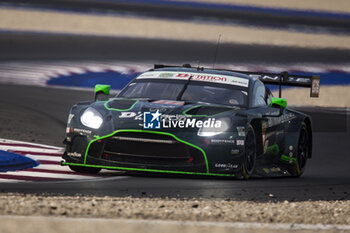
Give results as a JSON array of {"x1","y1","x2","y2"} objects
[
  {"x1": 236, "y1": 125, "x2": 257, "y2": 179},
  {"x1": 294, "y1": 122, "x2": 310, "y2": 177},
  {"x1": 69, "y1": 165, "x2": 101, "y2": 174},
  {"x1": 286, "y1": 122, "x2": 310, "y2": 177}
]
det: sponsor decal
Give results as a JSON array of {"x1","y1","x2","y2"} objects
[
  {"x1": 119, "y1": 112, "x2": 137, "y2": 118},
  {"x1": 119, "y1": 112, "x2": 186, "y2": 121},
  {"x1": 257, "y1": 74, "x2": 311, "y2": 85},
  {"x1": 162, "y1": 117, "x2": 221, "y2": 129},
  {"x1": 136, "y1": 71, "x2": 249, "y2": 87},
  {"x1": 210, "y1": 139, "x2": 235, "y2": 144},
  {"x1": 254, "y1": 74, "x2": 279, "y2": 81},
  {"x1": 280, "y1": 113, "x2": 296, "y2": 124},
  {"x1": 123, "y1": 111, "x2": 222, "y2": 130},
  {"x1": 215, "y1": 163, "x2": 238, "y2": 169},
  {"x1": 137, "y1": 72, "x2": 157, "y2": 78},
  {"x1": 149, "y1": 107, "x2": 174, "y2": 112},
  {"x1": 143, "y1": 110, "x2": 161, "y2": 129},
  {"x1": 162, "y1": 114, "x2": 187, "y2": 122},
  {"x1": 73, "y1": 128, "x2": 92, "y2": 135},
  {"x1": 175, "y1": 73, "x2": 190, "y2": 78},
  {"x1": 67, "y1": 152, "x2": 81, "y2": 158},
  {"x1": 159, "y1": 73, "x2": 174, "y2": 78},
  {"x1": 236, "y1": 126, "x2": 245, "y2": 137},
  {"x1": 236, "y1": 140, "x2": 245, "y2": 146},
  {"x1": 266, "y1": 113, "x2": 296, "y2": 127},
  {"x1": 231, "y1": 149, "x2": 240, "y2": 155}
]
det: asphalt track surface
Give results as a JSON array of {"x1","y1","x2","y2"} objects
[
  {"x1": 0, "y1": 84, "x2": 349, "y2": 201},
  {"x1": 1, "y1": 0, "x2": 350, "y2": 34},
  {"x1": 2, "y1": 32, "x2": 350, "y2": 64}
]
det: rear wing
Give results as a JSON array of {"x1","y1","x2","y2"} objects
[{"x1": 221, "y1": 70, "x2": 320, "y2": 98}]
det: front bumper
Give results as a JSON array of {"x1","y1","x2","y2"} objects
[{"x1": 62, "y1": 129, "x2": 245, "y2": 176}]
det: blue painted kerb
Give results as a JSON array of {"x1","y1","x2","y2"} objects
[{"x1": 0, "y1": 150, "x2": 39, "y2": 172}]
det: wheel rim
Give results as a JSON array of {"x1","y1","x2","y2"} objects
[
  {"x1": 297, "y1": 128, "x2": 308, "y2": 170},
  {"x1": 245, "y1": 130, "x2": 256, "y2": 173}
]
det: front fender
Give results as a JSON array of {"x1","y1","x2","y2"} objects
[{"x1": 282, "y1": 109, "x2": 312, "y2": 163}]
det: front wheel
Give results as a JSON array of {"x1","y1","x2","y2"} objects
[
  {"x1": 236, "y1": 125, "x2": 257, "y2": 179},
  {"x1": 69, "y1": 165, "x2": 101, "y2": 174}
]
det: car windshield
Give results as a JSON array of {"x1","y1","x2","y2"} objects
[{"x1": 118, "y1": 80, "x2": 248, "y2": 106}]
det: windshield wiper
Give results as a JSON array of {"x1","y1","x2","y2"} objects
[{"x1": 176, "y1": 75, "x2": 193, "y2": 101}]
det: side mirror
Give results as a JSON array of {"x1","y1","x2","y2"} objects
[
  {"x1": 271, "y1": 97, "x2": 287, "y2": 109},
  {"x1": 94, "y1": 84, "x2": 110, "y2": 101},
  {"x1": 264, "y1": 97, "x2": 287, "y2": 117}
]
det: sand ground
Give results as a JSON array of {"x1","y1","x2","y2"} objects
[
  {"x1": 174, "y1": 0, "x2": 350, "y2": 14},
  {"x1": 0, "y1": 194, "x2": 349, "y2": 226}
]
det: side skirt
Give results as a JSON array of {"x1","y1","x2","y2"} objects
[{"x1": 61, "y1": 162, "x2": 235, "y2": 177}]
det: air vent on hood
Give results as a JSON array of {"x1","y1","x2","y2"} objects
[
  {"x1": 105, "y1": 99, "x2": 137, "y2": 111},
  {"x1": 184, "y1": 106, "x2": 234, "y2": 117}
]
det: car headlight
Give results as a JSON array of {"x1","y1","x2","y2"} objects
[
  {"x1": 80, "y1": 107, "x2": 103, "y2": 129},
  {"x1": 197, "y1": 118, "x2": 231, "y2": 137}
]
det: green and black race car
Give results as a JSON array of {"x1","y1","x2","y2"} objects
[{"x1": 61, "y1": 64, "x2": 320, "y2": 179}]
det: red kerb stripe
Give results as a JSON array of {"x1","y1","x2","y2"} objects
[
  {"x1": 8, "y1": 150, "x2": 62, "y2": 157},
  {"x1": 0, "y1": 142, "x2": 58, "y2": 150},
  {"x1": 0, "y1": 174, "x2": 68, "y2": 181}
]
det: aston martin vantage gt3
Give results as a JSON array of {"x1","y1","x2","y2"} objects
[{"x1": 62, "y1": 64, "x2": 320, "y2": 179}]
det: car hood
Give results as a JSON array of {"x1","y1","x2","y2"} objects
[
  {"x1": 99, "y1": 98, "x2": 241, "y2": 117},
  {"x1": 85, "y1": 98, "x2": 245, "y2": 133}
]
